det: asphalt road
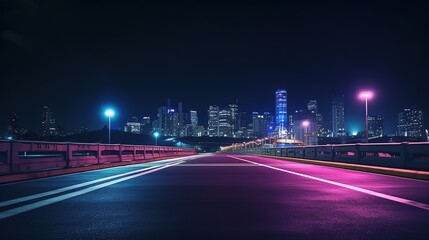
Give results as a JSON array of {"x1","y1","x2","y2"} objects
[{"x1": 1, "y1": 154, "x2": 429, "y2": 240}]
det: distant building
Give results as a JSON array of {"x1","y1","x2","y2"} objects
[
  {"x1": 219, "y1": 109, "x2": 233, "y2": 137},
  {"x1": 124, "y1": 117, "x2": 141, "y2": 134},
  {"x1": 307, "y1": 100, "x2": 317, "y2": 113},
  {"x1": 275, "y1": 89, "x2": 288, "y2": 137},
  {"x1": 141, "y1": 117, "x2": 151, "y2": 134},
  {"x1": 165, "y1": 108, "x2": 179, "y2": 136},
  {"x1": 238, "y1": 112, "x2": 247, "y2": 130},
  {"x1": 178, "y1": 102, "x2": 183, "y2": 131},
  {"x1": 288, "y1": 114, "x2": 294, "y2": 133},
  {"x1": 292, "y1": 110, "x2": 318, "y2": 145},
  {"x1": 332, "y1": 95, "x2": 345, "y2": 137},
  {"x1": 252, "y1": 113, "x2": 269, "y2": 138},
  {"x1": 229, "y1": 104, "x2": 239, "y2": 134},
  {"x1": 194, "y1": 125, "x2": 205, "y2": 137},
  {"x1": 190, "y1": 110, "x2": 198, "y2": 126},
  {"x1": 208, "y1": 105, "x2": 219, "y2": 137},
  {"x1": 368, "y1": 115, "x2": 384, "y2": 137},
  {"x1": 41, "y1": 106, "x2": 57, "y2": 137},
  {"x1": 397, "y1": 107, "x2": 424, "y2": 137}
]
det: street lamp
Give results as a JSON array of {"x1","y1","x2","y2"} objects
[
  {"x1": 104, "y1": 109, "x2": 115, "y2": 144},
  {"x1": 153, "y1": 132, "x2": 160, "y2": 146},
  {"x1": 358, "y1": 90, "x2": 374, "y2": 143},
  {"x1": 302, "y1": 120, "x2": 310, "y2": 145}
]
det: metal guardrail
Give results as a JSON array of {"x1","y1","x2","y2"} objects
[
  {"x1": 224, "y1": 143, "x2": 429, "y2": 171},
  {"x1": 0, "y1": 140, "x2": 196, "y2": 175}
]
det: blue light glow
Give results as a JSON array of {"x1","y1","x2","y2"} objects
[{"x1": 104, "y1": 109, "x2": 115, "y2": 117}]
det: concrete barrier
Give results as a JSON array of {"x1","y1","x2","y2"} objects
[
  {"x1": 0, "y1": 140, "x2": 196, "y2": 176},
  {"x1": 224, "y1": 142, "x2": 429, "y2": 172}
]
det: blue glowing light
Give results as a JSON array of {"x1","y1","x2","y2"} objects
[{"x1": 104, "y1": 109, "x2": 115, "y2": 117}]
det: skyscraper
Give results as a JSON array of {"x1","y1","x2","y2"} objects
[
  {"x1": 332, "y1": 95, "x2": 345, "y2": 137},
  {"x1": 252, "y1": 113, "x2": 269, "y2": 138},
  {"x1": 41, "y1": 106, "x2": 57, "y2": 137},
  {"x1": 397, "y1": 107, "x2": 424, "y2": 137},
  {"x1": 275, "y1": 89, "x2": 287, "y2": 137},
  {"x1": 208, "y1": 105, "x2": 219, "y2": 137},
  {"x1": 141, "y1": 117, "x2": 151, "y2": 134},
  {"x1": 368, "y1": 115, "x2": 384, "y2": 137},
  {"x1": 190, "y1": 110, "x2": 198, "y2": 126},
  {"x1": 229, "y1": 104, "x2": 239, "y2": 134},
  {"x1": 165, "y1": 108, "x2": 179, "y2": 136},
  {"x1": 219, "y1": 109, "x2": 233, "y2": 137}
]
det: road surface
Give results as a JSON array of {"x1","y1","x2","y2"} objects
[{"x1": 1, "y1": 154, "x2": 429, "y2": 239}]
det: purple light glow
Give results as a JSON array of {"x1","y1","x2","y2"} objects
[
  {"x1": 302, "y1": 120, "x2": 310, "y2": 127},
  {"x1": 358, "y1": 90, "x2": 374, "y2": 100}
]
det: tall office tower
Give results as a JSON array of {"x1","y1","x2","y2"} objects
[
  {"x1": 306, "y1": 100, "x2": 324, "y2": 136},
  {"x1": 332, "y1": 95, "x2": 345, "y2": 137},
  {"x1": 275, "y1": 89, "x2": 287, "y2": 137},
  {"x1": 124, "y1": 117, "x2": 141, "y2": 134},
  {"x1": 6, "y1": 112, "x2": 19, "y2": 138},
  {"x1": 398, "y1": 107, "x2": 424, "y2": 137},
  {"x1": 140, "y1": 117, "x2": 152, "y2": 134},
  {"x1": 228, "y1": 104, "x2": 239, "y2": 134},
  {"x1": 41, "y1": 106, "x2": 57, "y2": 137},
  {"x1": 368, "y1": 115, "x2": 384, "y2": 137},
  {"x1": 218, "y1": 109, "x2": 233, "y2": 137},
  {"x1": 263, "y1": 112, "x2": 274, "y2": 137},
  {"x1": 190, "y1": 110, "x2": 198, "y2": 126},
  {"x1": 238, "y1": 112, "x2": 247, "y2": 130},
  {"x1": 208, "y1": 105, "x2": 219, "y2": 137},
  {"x1": 252, "y1": 113, "x2": 269, "y2": 138},
  {"x1": 157, "y1": 106, "x2": 167, "y2": 135},
  {"x1": 165, "y1": 108, "x2": 179, "y2": 136}
]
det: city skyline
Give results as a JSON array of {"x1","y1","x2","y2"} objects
[
  {"x1": 1, "y1": 1, "x2": 428, "y2": 137},
  {"x1": 2, "y1": 90, "x2": 426, "y2": 140}
]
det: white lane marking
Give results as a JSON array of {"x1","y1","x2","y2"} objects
[
  {"x1": 0, "y1": 155, "x2": 197, "y2": 207},
  {"x1": 0, "y1": 160, "x2": 184, "y2": 220},
  {"x1": 0, "y1": 155, "x2": 198, "y2": 187},
  {"x1": 229, "y1": 155, "x2": 429, "y2": 212}
]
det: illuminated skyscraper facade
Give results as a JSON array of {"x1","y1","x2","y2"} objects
[
  {"x1": 275, "y1": 89, "x2": 287, "y2": 136},
  {"x1": 398, "y1": 107, "x2": 423, "y2": 137},
  {"x1": 208, "y1": 105, "x2": 219, "y2": 137}
]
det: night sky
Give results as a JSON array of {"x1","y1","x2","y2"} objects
[{"x1": 1, "y1": 1, "x2": 428, "y2": 135}]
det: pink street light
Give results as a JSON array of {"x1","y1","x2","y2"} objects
[{"x1": 358, "y1": 90, "x2": 374, "y2": 143}]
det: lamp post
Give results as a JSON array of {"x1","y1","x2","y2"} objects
[
  {"x1": 302, "y1": 120, "x2": 310, "y2": 145},
  {"x1": 104, "y1": 109, "x2": 115, "y2": 144},
  {"x1": 153, "y1": 132, "x2": 159, "y2": 146},
  {"x1": 358, "y1": 91, "x2": 374, "y2": 143}
]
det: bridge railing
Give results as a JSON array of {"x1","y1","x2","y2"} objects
[
  {"x1": 223, "y1": 142, "x2": 429, "y2": 171},
  {"x1": 0, "y1": 140, "x2": 196, "y2": 175}
]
